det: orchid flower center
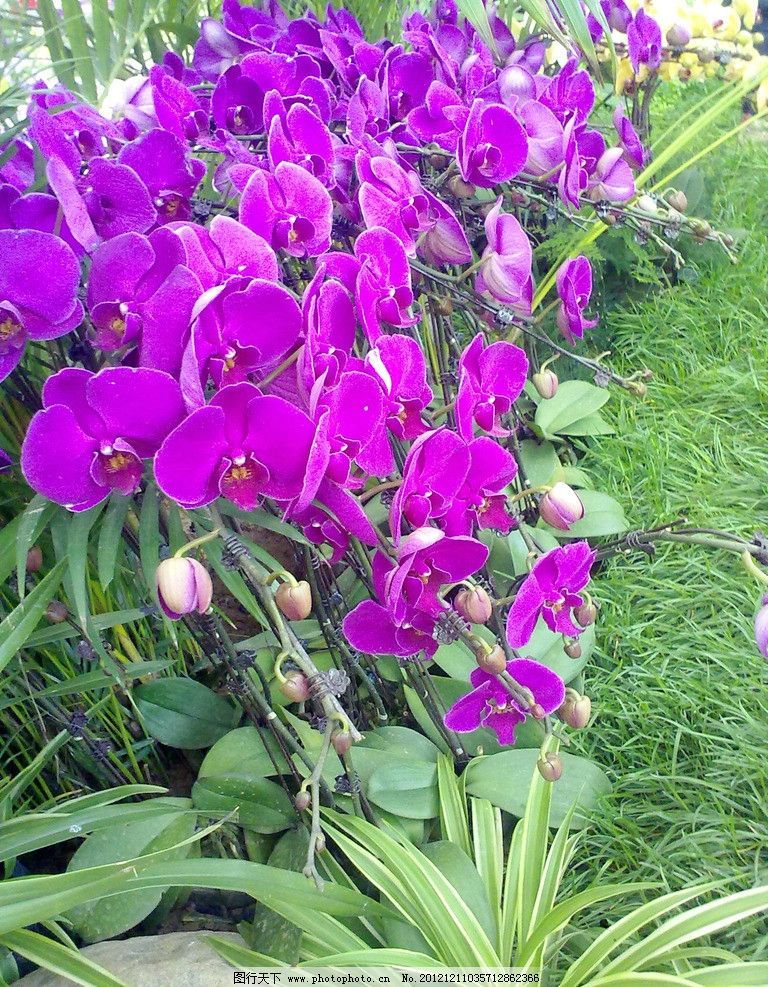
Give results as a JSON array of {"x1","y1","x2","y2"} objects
[{"x1": 0, "y1": 308, "x2": 24, "y2": 353}]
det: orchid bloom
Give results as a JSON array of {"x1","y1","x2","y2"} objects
[
  {"x1": 0, "y1": 229, "x2": 84, "y2": 382},
  {"x1": 476, "y1": 198, "x2": 533, "y2": 311},
  {"x1": 21, "y1": 367, "x2": 185, "y2": 510},
  {"x1": 506, "y1": 542, "x2": 596, "y2": 649},
  {"x1": 444, "y1": 658, "x2": 565, "y2": 745},
  {"x1": 154, "y1": 382, "x2": 319, "y2": 510},
  {"x1": 240, "y1": 160, "x2": 333, "y2": 257},
  {"x1": 457, "y1": 99, "x2": 528, "y2": 188},
  {"x1": 555, "y1": 256, "x2": 598, "y2": 345},
  {"x1": 456, "y1": 335, "x2": 529, "y2": 440}
]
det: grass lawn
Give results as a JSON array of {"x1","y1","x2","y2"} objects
[{"x1": 567, "y1": 126, "x2": 768, "y2": 954}]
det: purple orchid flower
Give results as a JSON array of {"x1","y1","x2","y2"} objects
[
  {"x1": 518, "y1": 101, "x2": 564, "y2": 180},
  {"x1": 182, "y1": 276, "x2": 302, "y2": 398},
  {"x1": 556, "y1": 256, "x2": 598, "y2": 345},
  {"x1": 342, "y1": 551, "x2": 443, "y2": 660},
  {"x1": 506, "y1": 541, "x2": 596, "y2": 649},
  {"x1": 310, "y1": 369, "x2": 393, "y2": 483},
  {"x1": 0, "y1": 229, "x2": 84, "y2": 383},
  {"x1": 406, "y1": 80, "x2": 466, "y2": 152},
  {"x1": 0, "y1": 138, "x2": 35, "y2": 192},
  {"x1": 354, "y1": 226, "x2": 419, "y2": 341},
  {"x1": 541, "y1": 59, "x2": 595, "y2": 123},
  {"x1": 390, "y1": 429, "x2": 472, "y2": 540},
  {"x1": 356, "y1": 151, "x2": 470, "y2": 264},
  {"x1": 300, "y1": 253, "x2": 359, "y2": 395},
  {"x1": 456, "y1": 335, "x2": 529, "y2": 440},
  {"x1": 385, "y1": 526, "x2": 489, "y2": 621},
  {"x1": 193, "y1": 17, "x2": 248, "y2": 81},
  {"x1": 212, "y1": 65, "x2": 266, "y2": 135},
  {"x1": 102, "y1": 77, "x2": 157, "y2": 138},
  {"x1": 154, "y1": 381, "x2": 319, "y2": 511},
  {"x1": 150, "y1": 65, "x2": 207, "y2": 141},
  {"x1": 457, "y1": 99, "x2": 528, "y2": 188},
  {"x1": 476, "y1": 197, "x2": 533, "y2": 311},
  {"x1": 613, "y1": 107, "x2": 645, "y2": 170},
  {"x1": 442, "y1": 436, "x2": 517, "y2": 536},
  {"x1": 755, "y1": 595, "x2": 768, "y2": 659},
  {"x1": 444, "y1": 658, "x2": 565, "y2": 745},
  {"x1": 627, "y1": 9, "x2": 662, "y2": 74},
  {"x1": 587, "y1": 147, "x2": 635, "y2": 203},
  {"x1": 171, "y1": 215, "x2": 278, "y2": 292},
  {"x1": 117, "y1": 129, "x2": 206, "y2": 224},
  {"x1": 87, "y1": 229, "x2": 202, "y2": 376},
  {"x1": 21, "y1": 367, "x2": 185, "y2": 511},
  {"x1": 365, "y1": 334, "x2": 432, "y2": 441},
  {"x1": 240, "y1": 161, "x2": 333, "y2": 257},
  {"x1": 266, "y1": 96, "x2": 335, "y2": 187},
  {"x1": 46, "y1": 155, "x2": 155, "y2": 254}
]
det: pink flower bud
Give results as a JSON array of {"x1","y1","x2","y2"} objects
[
  {"x1": 280, "y1": 671, "x2": 310, "y2": 702},
  {"x1": 45, "y1": 600, "x2": 69, "y2": 624},
  {"x1": 275, "y1": 580, "x2": 313, "y2": 621},
  {"x1": 564, "y1": 640, "x2": 582, "y2": 660},
  {"x1": 539, "y1": 482, "x2": 584, "y2": 530},
  {"x1": 455, "y1": 586, "x2": 493, "y2": 624},
  {"x1": 559, "y1": 695, "x2": 592, "y2": 729},
  {"x1": 575, "y1": 602, "x2": 597, "y2": 627},
  {"x1": 537, "y1": 752, "x2": 563, "y2": 782},
  {"x1": 666, "y1": 23, "x2": 692, "y2": 47},
  {"x1": 331, "y1": 730, "x2": 352, "y2": 755},
  {"x1": 475, "y1": 644, "x2": 507, "y2": 675},
  {"x1": 294, "y1": 791, "x2": 311, "y2": 811},
  {"x1": 156, "y1": 557, "x2": 213, "y2": 620},
  {"x1": 26, "y1": 546, "x2": 43, "y2": 573},
  {"x1": 532, "y1": 368, "x2": 559, "y2": 399},
  {"x1": 755, "y1": 595, "x2": 768, "y2": 659}
]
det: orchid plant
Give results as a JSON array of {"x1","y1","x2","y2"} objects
[{"x1": 2, "y1": 0, "x2": 768, "y2": 889}]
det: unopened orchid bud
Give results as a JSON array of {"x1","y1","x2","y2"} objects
[
  {"x1": 666, "y1": 23, "x2": 692, "y2": 47},
  {"x1": 564, "y1": 640, "x2": 582, "y2": 660},
  {"x1": 156, "y1": 557, "x2": 213, "y2": 620},
  {"x1": 475, "y1": 644, "x2": 507, "y2": 676},
  {"x1": 280, "y1": 670, "x2": 310, "y2": 702},
  {"x1": 294, "y1": 790, "x2": 311, "y2": 811},
  {"x1": 429, "y1": 153, "x2": 448, "y2": 169},
  {"x1": 447, "y1": 175, "x2": 475, "y2": 199},
  {"x1": 45, "y1": 600, "x2": 69, "y2": 624},
  {"x1": 575, "y1": 602, "x2": 597, "y2": 627},
  {"x1": 434, "y1": 295, "x2": 454, "y2": 317},
  {"x1": 665, "y1": 189, "x2": 688, "y2": 213},
  {"x1": 532, "y1": 368, "x2": 559, "y2": 399},
  {"x1": 698, "y1": 48, "x2": 715, "y2": 64},
  {"x1": 332, "y1": 729, "x2": 353, "y2": 756},
  {"x1": 275, "y1": 580, "x2": 312, "y2": 621},
  {"x1": 539, "y1": 482, "x2": 584, "y2": 531},
  {"x1": 559, "y1": 694, "x2": 592, "y2": 729},
  {"x1": 529, "y1": 702, "x2": 546, "y2": 720},
  {"x1": 26, "y1": 546, "x2": 43, "y2": 572},
  {"x1": 537, "y1": 752, "x2": 563, "y2": 782},
  {"x1": 754, "y1": 595, "x2": 768, "y2": 659},
  {"x1": 636, "y1": 194, "x2": 658, "y2": 215},
  {"x1": 690, "y1": 219, "x2": 712, "y2": 240},
  {"x1": 315, "y1": 833, "x2": 327, "y2": 853},
  {"x1": 455, "y1": 586, "x2": 493, "y2": 624}
]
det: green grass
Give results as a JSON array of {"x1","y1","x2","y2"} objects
[{"x1": 565, "y1": 129, "x2": 768, "y2": 954}]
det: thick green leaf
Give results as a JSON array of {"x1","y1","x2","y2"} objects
[
  {"x1": 65, "y1": 801, "x2": 196, "y2": 942},
  {"x1": 420, "y1": 841, "x2": 497, "y2": 943},
  {"x1": 436, "y1": 755, "x2": 471, "y2": 856},
  {"x1": 366, "y1": 760, "x2": 438, "y2": 820},
  {"x1": 518, "y1": 440, "x2": 562, "y2": 488},
  {"x1": 687, "y1": 964, "x2": 768, "y2": 986},
  {"x1": 535, "y1": 381, "x2": 610, "y2": 438},
  {"x1": 542, "y1": 490, "x2": 628, "y2": 539},
  {"x1": 134, "y1": 678, "x2": 237, "y2": 749},
  {"x1": 67, "y1": 502, "x2": 106, "y2": 630},
  {"x1": 244, "y1": 828, "x2": 307, "y2": 962},
  {"x1": 465, "y1": 749, "x2": 611, "y2": 829},
  {"x1": 191, "y1": 775, "x2": 293, "y2": 833},
  {"x1": 0, "y1": 559, "x2": 67, "y2": 675},
  {"x1": 199, "y1": 726, "x2": 290, "y2": 780},
  {"x1": 138, "y1": 485, "x2": 161, "y2": 603}
]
